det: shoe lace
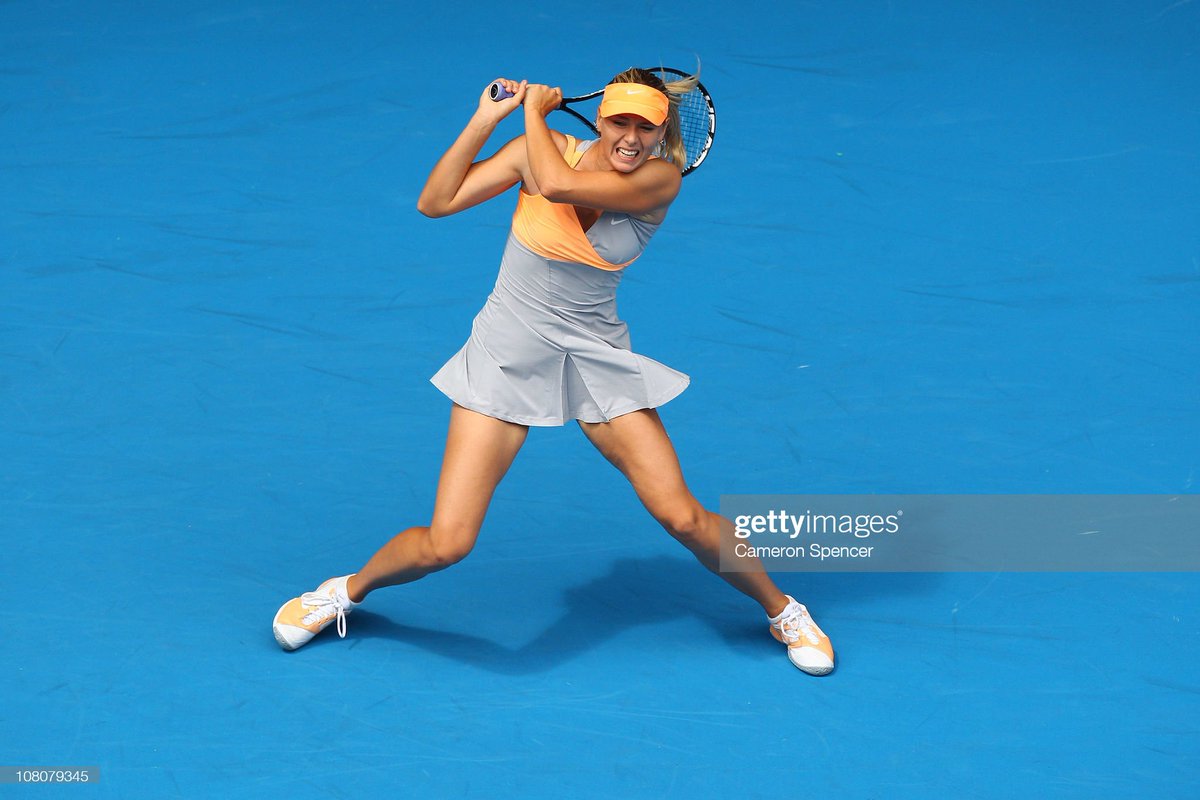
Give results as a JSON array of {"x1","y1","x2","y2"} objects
[
  {"x1": 299, "y1": 591, "x2": 349, "y2": 638},
  {"x1": 778, "y1": 604, "x2": 821, "y2": 647}
]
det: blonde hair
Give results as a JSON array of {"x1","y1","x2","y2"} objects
[{"x1": 607, "y1": 67, "x2": 698, "y2": 173}]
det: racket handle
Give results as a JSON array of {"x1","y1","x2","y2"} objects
[{"x1": 488, "y1": 81, "x2": 514, "y2": 101}]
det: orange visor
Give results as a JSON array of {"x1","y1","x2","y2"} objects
[{"x1": 598, "y1": 83, "x2": 669, "y2": 126}]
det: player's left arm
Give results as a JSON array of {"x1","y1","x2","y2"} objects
[{"x1": 522, "y1": 84, "x2": 681, "y2": 216}]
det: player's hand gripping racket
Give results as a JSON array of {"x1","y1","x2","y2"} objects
[{"x1": 489, "y1": 68, "x2": 716, "y2": 176}]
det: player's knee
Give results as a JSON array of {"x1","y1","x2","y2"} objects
[
  {"x1": 658, "y1": 501, "x2": 709, "y2": 548},
  {"x1": 425, "y1": 524, "x2": 477, "y2": 569}
]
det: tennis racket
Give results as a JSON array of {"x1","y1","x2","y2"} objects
[{"x1": 489, "y1": 68, "x2": 716, "y2": 176}]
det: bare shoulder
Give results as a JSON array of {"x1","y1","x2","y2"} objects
[
  {"x1": 639, "y1": 157, "x2": 683, "y2": 187},
  {"x1": 628, "y1": 157, "x2": 683, "y2": 203}
]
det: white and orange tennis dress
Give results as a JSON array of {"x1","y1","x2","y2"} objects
[{"x1": 430, "y1": 135, "x2": 690, "y2": 426}]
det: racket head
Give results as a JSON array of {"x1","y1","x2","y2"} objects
[
  {"x1": 558, "y1": 67, "x2": 716, "y2": 176},
  {"x1": 654, "y1": 67, "x2": 716, "y2": 176}
]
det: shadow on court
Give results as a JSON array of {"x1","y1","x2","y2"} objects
[{"x1": 306, "y1": 555, "x2": 943, "y2": 674}]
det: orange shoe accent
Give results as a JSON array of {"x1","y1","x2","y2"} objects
[
  {"x1": 272, "y1": 576, "x2": 354, "y2": 651},
  {"x1": 770, "y1": 597, "x2": 835, "y2": 676}
]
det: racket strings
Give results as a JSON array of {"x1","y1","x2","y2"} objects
[
  {"x1": 651, "y1": 68, "x2": 714, "y2": 173},
  {"x1": 674, "y1": 88, "x2": 713, "y2": 170}
]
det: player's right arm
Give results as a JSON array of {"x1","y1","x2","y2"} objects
[{"x1": 417, "y1": 79, "x2": 531, "y2": 218}]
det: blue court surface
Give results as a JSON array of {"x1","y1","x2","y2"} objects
[{"x1": 3, "y1": 1, "x2": 1198, "y2": 797}]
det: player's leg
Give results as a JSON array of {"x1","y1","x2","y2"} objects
[
  {"x1": 273, "y1": 404, "x2": 527, "y2": 650},
  {"x1": 348, "y1": 403, "x2": 529, "y2": 599},
  {"x1": 577, "y1": 408, "x2": 785, "y2": 612},
  {"x1": 577, "y1": 408, "x2": 834, "y2": 675}
]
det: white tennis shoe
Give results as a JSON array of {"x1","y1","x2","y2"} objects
[
  {"x1": 770, "y1": 596, "x2": 835, "y2": 676},
  {"x1": 272, "y1": 575, "x2": 358, "y2": 651}
]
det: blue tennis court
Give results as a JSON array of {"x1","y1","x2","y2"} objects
[{"x1": 3, "y1": 1, "x2": 1198, "y2": 797}]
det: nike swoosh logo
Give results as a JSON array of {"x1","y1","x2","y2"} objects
[{"x1": 610, "y1": 216, "x2": 629, "y2": 226}]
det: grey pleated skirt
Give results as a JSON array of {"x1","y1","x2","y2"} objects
[{"x1": 430, "y1": 234, "x2": 690, "y2": 426}]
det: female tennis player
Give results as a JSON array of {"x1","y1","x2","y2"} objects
[{"x1": 271, "y1": 68, "x2": 834, "y2": 675}]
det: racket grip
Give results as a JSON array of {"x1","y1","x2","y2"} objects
[{"x1": 488, "y1": 81, "x2": 514, "y2": 101}]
